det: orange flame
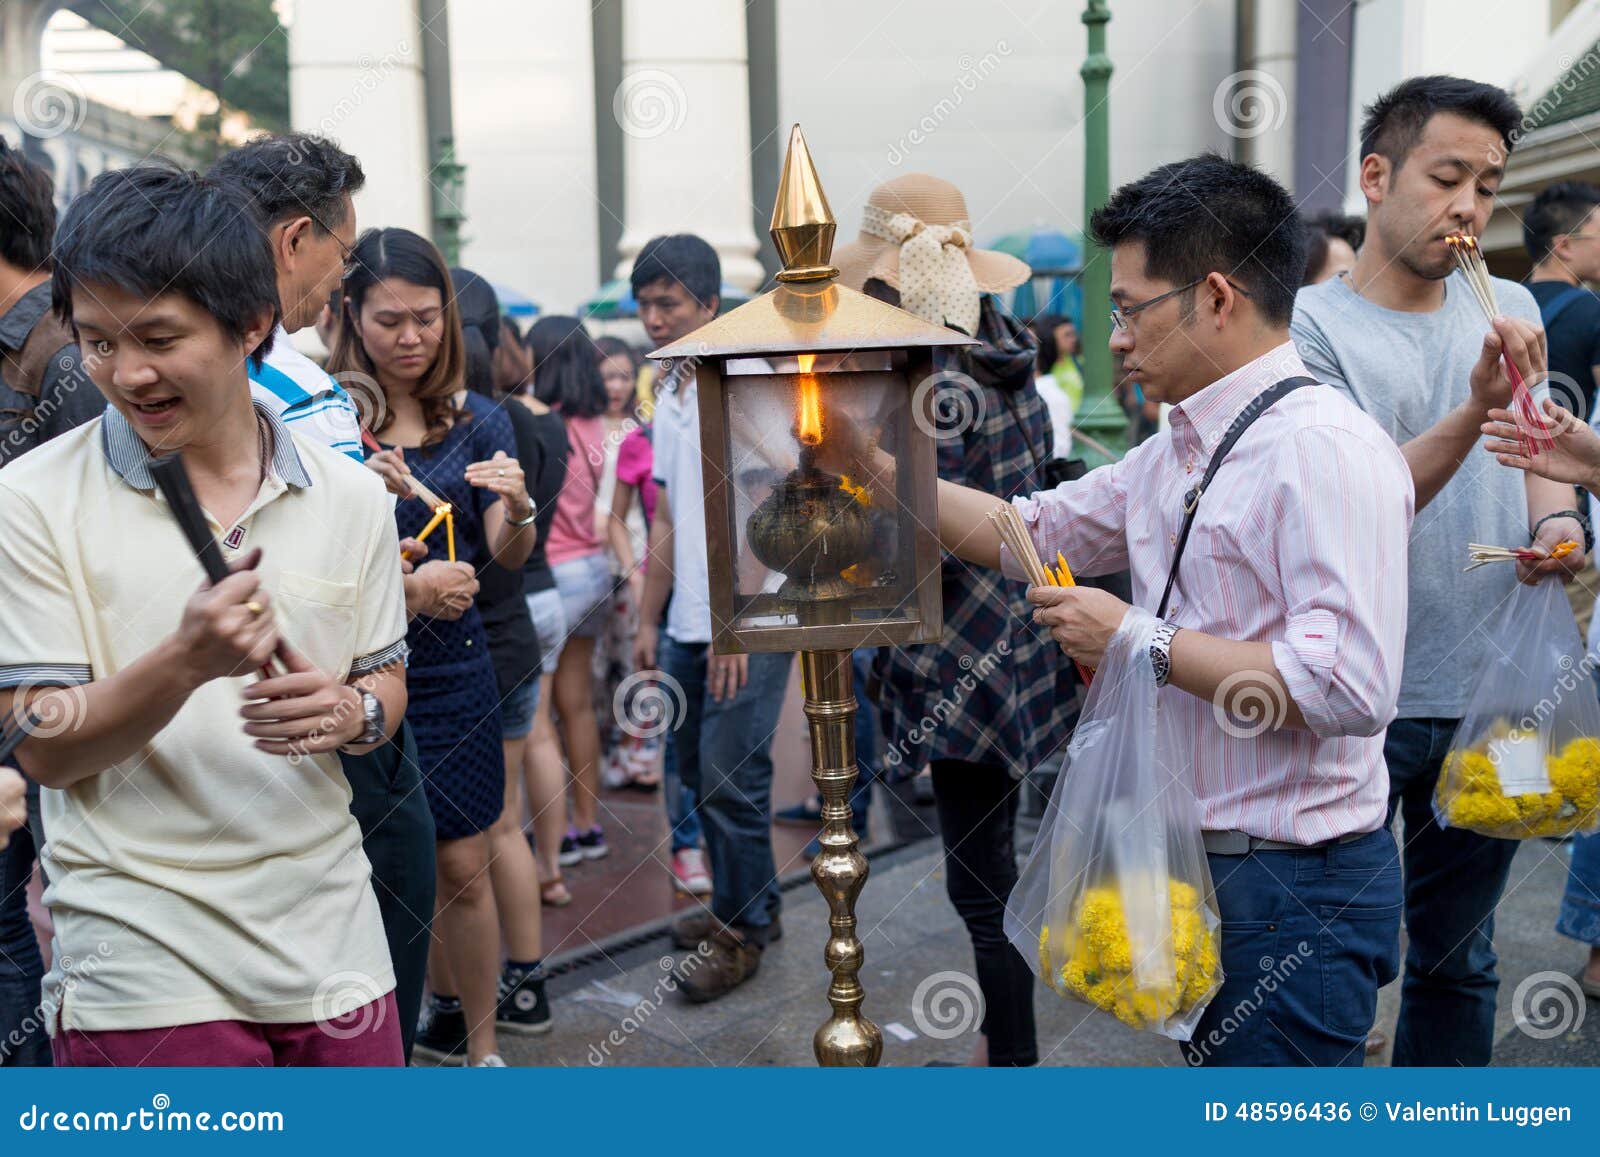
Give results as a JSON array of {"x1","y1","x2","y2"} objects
[{"x1": 796, "y1": 354, "x2": 822, "y2": 446}]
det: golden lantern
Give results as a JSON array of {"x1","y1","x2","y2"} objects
[{"x1": 649, "y1": 125, "x2": 972, "y2": 1066}]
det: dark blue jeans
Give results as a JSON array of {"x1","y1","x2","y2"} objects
[
  {"x1": 1558, "y1": 830, "x2": 1600, "y2": 945},
  {"x1": 1383, "y1": 716, "x2": 1520, "y2": 1067},
  {"x1": 661, "y1": 637, "x2": 790, "y2": 945},
  {"x1": 342, "y1": 722, "x2": 436, "y2": 1064},
  {"x1": 0, "y1": 780, "x2": 48, "y2": 1066},
  {"x1": 1183, "y1": 828, "x2": 1402, "y2": 1066}
]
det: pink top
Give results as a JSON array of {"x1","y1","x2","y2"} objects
[
  {"x1": 1003, "y1": 342, "x2": 1415, "y2": 845},
  {"x1": 616, "y1": 426, "x2": 656, "y2": 527},
  {"x1": 545, "y1": 414, "x2": 607, "y2": 565}
]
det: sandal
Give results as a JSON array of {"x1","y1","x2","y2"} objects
[{"x1": 540, "y1": 876, "x2": 573, "y2": 908}]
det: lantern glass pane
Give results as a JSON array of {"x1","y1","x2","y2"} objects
[{"x1": 720, "y1": 368, "x2": 923, "y2": 634}]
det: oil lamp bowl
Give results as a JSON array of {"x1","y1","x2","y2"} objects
[{"x1": 747, "y1": 467, "x2": 873, "y2": 604}]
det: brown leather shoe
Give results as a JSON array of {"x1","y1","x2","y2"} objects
[
  {"x1": 671, "y1": 908, "x2": 782, "y2": 950},
  {"x1": 677, "y1": 927, "x2": 763, "y2": 1003}
]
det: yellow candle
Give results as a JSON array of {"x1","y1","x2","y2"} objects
[
  {"x1": 445, "y1": 509, "x2": 456, "y2": 562},
  {"x1": 416, "y1": 505, "x2": 448, "y2": 544},
  {"x1": 1055, "y1": 551, "x2": 1078, "y2": 588}
]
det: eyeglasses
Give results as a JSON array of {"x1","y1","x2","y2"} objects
[{"x1": 1110, "y1": 276, "x2": 1252, "y2": 331}]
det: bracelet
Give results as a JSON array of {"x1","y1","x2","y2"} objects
[
  {"x1": 508, "y1": 503, "x2": 537, "y2": 528},
  {"x1": 1532, "y1": 509, "x2": 1594, "y2": 555}
]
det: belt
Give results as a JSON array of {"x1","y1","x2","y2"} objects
[{"x1": 1201, "y1": 828, "x2": 1368, "y2": 856}]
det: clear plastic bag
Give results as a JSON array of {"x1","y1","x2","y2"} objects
[
  {"x1": 1004, "y1": 608, "x2": 1222, "y2": 1040},
  {"x1": 1435, "y1": 577, "x2": 1600, "y2": 839}
]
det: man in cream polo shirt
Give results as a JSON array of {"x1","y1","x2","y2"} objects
[{"x1": 0, "y1": 164, "x2": 408, "y2": 1066}]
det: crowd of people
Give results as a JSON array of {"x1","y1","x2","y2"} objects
[{"x1": 1, "y1": 70, "x2": 1599, "y2": 1070}]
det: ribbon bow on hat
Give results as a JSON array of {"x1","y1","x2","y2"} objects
[{"x1": 861, "y1": 204, "x2": 983, "y2": 336}]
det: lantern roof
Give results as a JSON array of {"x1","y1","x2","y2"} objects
[{"x1": 649, "y1": 125, "x2": 975, "y2": 361}]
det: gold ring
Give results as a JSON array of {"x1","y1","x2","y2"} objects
[{"x1": 246, "y1": 600, "x2": 265, "y2": 616}]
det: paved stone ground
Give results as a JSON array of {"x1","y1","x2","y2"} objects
[{"x1": 495, "y1": 826, "x2": 1598, "y2": 1068}]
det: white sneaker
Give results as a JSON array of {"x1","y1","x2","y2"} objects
[
  {"x1": 672, "y1": 847, "x2": 713, "y2": 895},
  {"x1": 472, "y1": 1053, "x2": 508, "y2": 1067}
]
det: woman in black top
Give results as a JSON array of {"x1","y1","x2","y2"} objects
[{"x1": 504, "y1": 327, "x2": 575, "y2": 906}]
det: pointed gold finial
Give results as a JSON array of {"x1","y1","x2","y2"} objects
[{"x1": 770, "y1": 124, "x2": 838, "y2": 283}]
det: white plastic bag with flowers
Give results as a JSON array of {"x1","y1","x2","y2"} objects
[{"x1": 1004, "y1": 607, "x2": 1222, "y2": 1039}]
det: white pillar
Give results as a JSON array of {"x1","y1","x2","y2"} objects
[
  {"x1": 0, "y1": 0, "x2": 61, "y2": 144},
  {"x1": 612, "y1": 0, "x2": 763, "y2": 292},
  {"x1": 1237, "y1": 0, "x2": 1296, "y2": 190},
  {"x1": 450, "y1": 0, "x2": 599, "y2": 314},
  {"x1": 287, "y1": 0, "x2": 431, "y2": 236}
]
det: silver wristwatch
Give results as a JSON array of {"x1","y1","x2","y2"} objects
[
  {"x1": 349, "y1": 689, "x2": 385, "y2": 747},
  {"x1": 508, "y1": 502, "x2": 537, "y2": 528},
  {"x1": 1149, "y1": 621, "x2": 1179, "y2": 687}
]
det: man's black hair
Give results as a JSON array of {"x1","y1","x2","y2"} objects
[
  {"x1": 1088, "y1": 152, "x2": 1307, "y2": 326},
  {"x1": 1523, "y1": 181, "x2": 1600, "y2": 263},
  {"x1": 52, "y1": 162, "x2": 278, "y2": 365},
  {"x1": 1359, "y1": 75, "x2": 1521, "y2": 170},
  {"x1": 207, "y1": 132, "x2": 364, "y2": 234},
  {"x1": 1309, "y1": 210, "x2": 1365, "y2": 251},
  {"x1": 629, "y1": 234, "x2": 720, "y2": 308},
  {"x1": 0, "y1": 140, "x2": 56, "y2": 272}
]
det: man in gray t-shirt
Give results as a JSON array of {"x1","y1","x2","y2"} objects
[
  {"x1": 1289, "y1": 75, "x2": 1587, "y2": 1069},
  {"x1": 1293, "y1": 270, "x2": 1539, "y2": 718}
]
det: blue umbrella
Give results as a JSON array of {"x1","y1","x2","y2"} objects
[
  {"x1": 989, "y1": 228, "x2": 1083, "y2": 321},
  {"x1": 489, "y1": 280, "x2": 541, "y2": 321}
]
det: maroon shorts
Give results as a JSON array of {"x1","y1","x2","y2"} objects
[{"x1": 51, "y1": 992, "x2": 403, "y2": 1067}]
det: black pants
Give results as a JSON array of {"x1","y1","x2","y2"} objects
[
  {"x1": 342, "y1": 720, "x2": 436, "y2": 1064},
  {"x1": 930, "y1": 759, "x2": 1037, "y2": 1066},
  {"x1": 0, "y1": 781, "x2": 48, "y2": 1066}
]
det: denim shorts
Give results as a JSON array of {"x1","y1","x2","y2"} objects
[
  {"x1": 499, "y1": 677, "x2": 539, "y2": 741},
  {"x1": 525, "y1": 586, "x2": 567, "y2": 676},
  {"x1": 552, "y1": 552, "x2": 612, "y2": 641}
]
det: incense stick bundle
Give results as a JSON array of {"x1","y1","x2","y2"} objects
[
  {"x1": 1464, "y1": 539, "x2": 1577, "y2": 572},
  {"x1": 989, "y1": 505, "x2": 1095, "y2": 685},
  {"x1": 1446, "y1": 234, "x2": 1555, "y2": 455},
  {"x1": 358, "y1": 426, "x2": 446, "y2": 508}
]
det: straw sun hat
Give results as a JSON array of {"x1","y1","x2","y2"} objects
[{"x1": 833, "y1": 172, "x2": 1031, "y2": 336}]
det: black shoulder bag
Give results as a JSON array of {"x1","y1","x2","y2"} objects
[{"x1": 1155, "y1": 376, "x2": 1317, "y2": 619}]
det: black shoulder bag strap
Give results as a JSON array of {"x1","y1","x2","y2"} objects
[{"x1": 1155, "y1": 375, "x2": 1317, "y2": 619}]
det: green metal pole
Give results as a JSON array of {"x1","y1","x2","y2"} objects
[{"x1": 1074, "y1": 0, "x2": 1128, "y2": 467}]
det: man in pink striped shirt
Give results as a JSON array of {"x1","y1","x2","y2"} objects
[{"x1": 876, "y1": 155, "x2": 1415, "y2": 1064}]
